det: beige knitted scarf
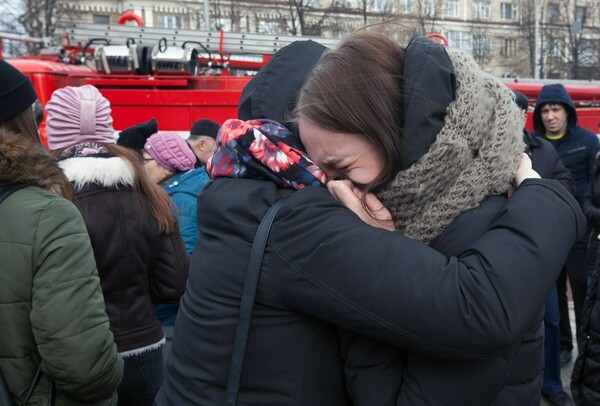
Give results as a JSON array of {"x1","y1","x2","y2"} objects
[{"x1": 377, "y1": 48, "x2": 525, "y2": 244}]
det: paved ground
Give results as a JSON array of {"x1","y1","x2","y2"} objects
[{"x1": 541, "y1": 299, "x2": 577, "y2": 406}]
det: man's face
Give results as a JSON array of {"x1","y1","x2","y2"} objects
[
  {"x1": 540, "y1": 103, "x2": 569, "y2": 136},
  {"x1": 189, "y1": 136, "x2": 216, "y2": 165}
]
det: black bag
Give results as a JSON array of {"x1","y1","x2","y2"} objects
[{"x1": 0, "y1": 183, "x2": 54, "y2": 405}]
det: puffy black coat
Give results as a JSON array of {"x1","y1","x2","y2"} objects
[
  {"x1": 156, "y1": 176, "x2": 583, "y2": 405},
  {"x1": 572, "y1": 165, "x2": 600, "y2": 405},
  {"x1": 61, "y1": 156, "x2": 190, "y2": 353}
]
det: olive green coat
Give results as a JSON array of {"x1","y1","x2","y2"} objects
[{"x1": 0, "y1": 129, "x2": 123, "y2": 405}]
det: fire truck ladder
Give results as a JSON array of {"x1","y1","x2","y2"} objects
[
  {"x1": 59, "y1": 22, "x2": 339, "y2": 55},
  {"x1": 58, "y1": 22, "x2": 339, "y2": 73}
]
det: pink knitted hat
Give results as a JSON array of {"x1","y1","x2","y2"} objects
[
  {"x1": 144, "y1": 131, "x2": 195, "y2": 173},
  {"x1": 46, "y1": 85, "x2": 115, "y2": 150}
]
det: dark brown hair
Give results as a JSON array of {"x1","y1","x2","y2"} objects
[
  {"x1": 52, "y1": 143, "x2": 177, "y2": 234},
  {"x1": 1, "y1": 106, "x2": 42, "y2": 145},
  {"x1": 105, "y1": 144, "x2": 177, "y2": 234},
  {"x1": 295, "y1": 28, "x2": 405, "y2": 195},
  {"x1": 1, "y1": 107, "x2": 74, "y2": 200}
]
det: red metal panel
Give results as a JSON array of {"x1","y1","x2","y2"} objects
[{"x1": 97, "y1": 87, "x2": 245, "y2": 130}]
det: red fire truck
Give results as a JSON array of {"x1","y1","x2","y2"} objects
[{"x1": 3, "y1": 18, "x2": 600, "y2": 145}]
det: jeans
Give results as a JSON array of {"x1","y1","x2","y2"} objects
[
  {"x1": 542, "y1": 284, "x2": 564, "y2": 395},
  {"x1": 118, "y1": 346, "x2": 165, "y2": 406}
]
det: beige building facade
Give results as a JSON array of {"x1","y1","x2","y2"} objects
[{"x1": 54, "y1": 0, "x2": 600, "y2": 79}]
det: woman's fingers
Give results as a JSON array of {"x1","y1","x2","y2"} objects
[
  {"x1": 328, "y1": 180, "x2": 395, "y2": 231},
  {"x1": 514, "y1": 153, "x2": 541, "y2": 188}
]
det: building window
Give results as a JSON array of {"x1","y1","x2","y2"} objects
[
  {"x1": 472, "y1": 1, "x2": 491, "y2": 19},
  {"x1": 473, "y1": 36, "x2": 491, "y2": 56},
  {"x1": 372, "y1": 0, "x2": 388, "y2": 11},
  {"x1": 444, "y1": 0, "x2": 459, "y2": 17},
  {"x1": 549, "y1": 38, "x2": 561, "y2": 56},
  {"x1": 500, "y1": 3, "x2": 518, "y2": 20},
  {"x1": 157, "y1": 15, "x2": 183, "y2": 29},
  {"x1": 446, "y1": 30, "x2": 470, "y2": 51},
  {"x1": 258, "y1": 21, "x2": 280, "y2": 35},
  {"x1": 401, "y1": 0, "x2": 412, "y2": 13},
  {"x1": 93, "y1": 15, "x2": 110, "y2": 25},
  {"x1": 332, "y1": 28, "x2": 349, "y2": 38},
  {"x1": 547, "y1": 3, "x2": 560, "y2": 23},
  {"x1": 579, "y1": 39, "x2": 598, "y2": 66},
  {"x1": 500, "y1": 38, "x2": 517, "y2": 56},
  {"x1": 575, "y1": 6, "x2": 586, "y2": 23}
]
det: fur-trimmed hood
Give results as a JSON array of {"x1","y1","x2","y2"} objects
[
  {"x1": 59, "y1": 155, "x2": 135, "y2": 190},
  {"x1": 0, "y1": 128, "x2": 71, "y2": 198}
]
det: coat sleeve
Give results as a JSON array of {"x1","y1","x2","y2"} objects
[
  {"x1": 170, "y1": 190, "x2": 199, "y2": 254},
  {"x1": 148, "y1": 224, "x2": 190, "y2": 303},
  {"x1": 269, "y1": 179, "x2": 585, "y2": 359},
  {"x1": 31, "y1": 198, "x2": 123, "y2": 402}
]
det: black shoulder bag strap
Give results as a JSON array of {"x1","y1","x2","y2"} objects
[
  {"x1": 224, "y1": 198, "x2": 286, "y2": 406},
  {"x1": 0, "y1": 183, "x2": 27, "y2": 205}
]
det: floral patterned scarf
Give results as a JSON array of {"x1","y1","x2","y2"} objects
[
  {"x1": 207, "y1": 119, "x2": 326, "y2": 189},
  {"x1": 58, "y1": 142, "x2": 112, "y2": 159}
]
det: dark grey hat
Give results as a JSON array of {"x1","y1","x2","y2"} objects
[
  {"x1": 117, "y1": 118, "x2": 158, "y2": 151},
  {"x1": 0, "y1": 60, "x2": 37, "y2": 124}
]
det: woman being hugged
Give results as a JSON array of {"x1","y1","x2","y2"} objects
[
  {"x1": 296, "y1": 28, "x2": 551, "y2": 405},
  {"x1": 45, "y1": 85, "x2": 189, "y2": 406},
  {"x1": 0, "y1": 61, "x2": 123, "y2": 404},
  {"x1": 156, "y1": 34, "x2": 584, "y2": 405}
]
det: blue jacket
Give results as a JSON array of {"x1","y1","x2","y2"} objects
[
  {"x1": 533, "y1": 84, "x2": 600, "y2": 202},
  {"x1": 162, "y1": 168, "x2": 210, "y2": 254}
]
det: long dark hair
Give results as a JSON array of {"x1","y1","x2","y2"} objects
[
  {"x1": 105, "y1": 144, "x2": 177, "y2": 234},
  {"x1": 295, "y1": 28, "x2": 405, "y2": 195},
  {"x1": 0, "y1": 107, "x2": 73, "y2": 200},
  {"x1": 52, "y1": 143, "x2": 177, "y2": 234}
]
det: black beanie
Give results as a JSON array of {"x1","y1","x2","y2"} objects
[
  {"x1": 512, "y1": 90, "x2": 529, "y2": 112},
  {"x1": 190, "y1": 119, "x2": 220, "y2": 138},
  {"x1": 0, "y1": 60, "x2": 37, "y2": 124},
  {"x1": 117, "y1": 118, "x2": 158, "y2": 151}
]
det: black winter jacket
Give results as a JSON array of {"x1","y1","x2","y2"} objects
[
  {"x1": 61, "y1": 156, "x2": 190, "y2": 353},
  {"x1": 156, "y1": 176, "x2": 584, "y2": 405},
  {"x1": 572, "y1": 165, "x2": 600, "y2": 405},
  {"x1": 525, "y1": 129, "x2": 575, "y2": 194}
]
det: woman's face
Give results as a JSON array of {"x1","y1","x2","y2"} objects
[
  {"x1": 299, "y1": 117, "x2": 384, "y2": 187},
  {"x1": 142, "y1": 152, "x2": 171, "y2": 184}
]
